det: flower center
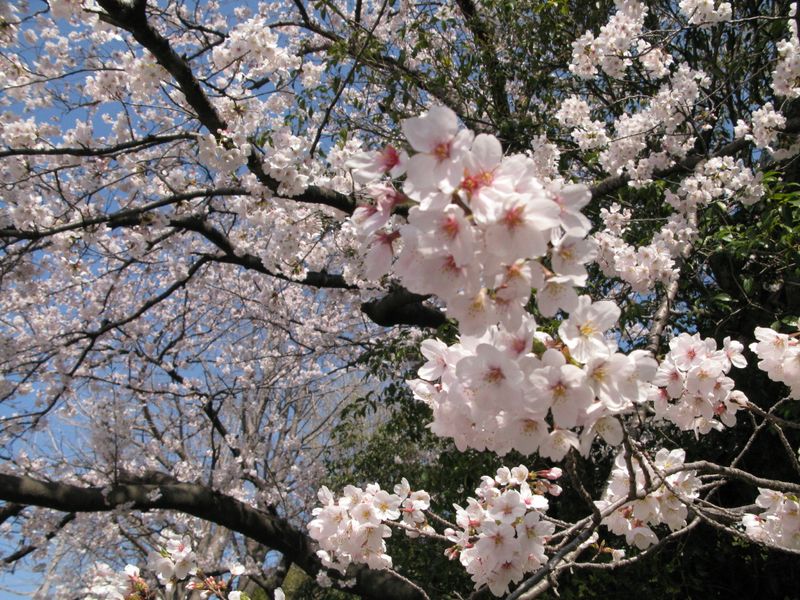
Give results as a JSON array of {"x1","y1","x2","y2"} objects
[
  {"x1": 380, "y1": 145, "x2": 400, "y2": 170},
  {"x1": 503, "y1": 205, "x2": 525, "y2": 229},
  {"x1": 484, "y1": 366, "x2": 505, "y2": 384},
  {"x1": 434, "y1": 141, "x2": 451, "y2": 160},
  {"x1": 441, "y1": 214, "x2": 460, "y2": 239}
]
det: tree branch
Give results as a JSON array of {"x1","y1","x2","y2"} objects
[
  {"x1": 95, "y1": 0, "x2": 354, "y2": 214},
  {"x1": 0, "y1": 473, "x2": 425, "y2": 600},
  {"x1": 2, "y1": 512, "x2": 75, "y2": 565},
  {"x1": 361, "y1": 287, "x2": 446, "y2": 328},
  {"x1": 0, "y1": 133, "x2": 193, "y2": 158},
  {"x1": 590, "y1": 117, "x2": 800, "y2": 200}
]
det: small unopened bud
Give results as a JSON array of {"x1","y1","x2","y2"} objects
[{"x1": 536, "y1": 467, "x2": 563, "y2": 480}]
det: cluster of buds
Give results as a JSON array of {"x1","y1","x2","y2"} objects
[{"x1": 187, "y1": 573, "x2": 233, "y2": 598}]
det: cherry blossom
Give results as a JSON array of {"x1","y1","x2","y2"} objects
[{"x1": 1, "y1": 1, "x2": 799, "y2": 598}]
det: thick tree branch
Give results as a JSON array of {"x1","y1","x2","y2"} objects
[
  {"x1": 361, "y1": 287, "x2": 446, "y2": 328},
  {"x1": 0, "y1": 473, "x2": 425, "y2": 600},
  {"x1": 0, "y1": 503, "x2": 24, "y2": 526}
]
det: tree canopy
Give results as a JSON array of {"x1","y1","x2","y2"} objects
[{"x1": 0, "y1": 0, "x2": 799, "y2": 598}]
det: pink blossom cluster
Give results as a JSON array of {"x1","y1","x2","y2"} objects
[
  {"x1": 347, "y1": 106, "x2": 595, "y2": 323},
  {"x1": 593, "y1": 155, "x2": 764, "y2": 293},
  {"x1": 210, "y1": 15, "x2": 299, "y2": 82},
  {"x1": 559, "y1": 64, "x2": 711, "y2": 186},
  {"x1": 86, "y1": 557, "x2": 253, "y2": 600},
  {"x1": 442, "y1": 465, "x2": 558, "y2": 596},
  {"x1": 85, "y1": 564, "x2": 147, "y2": 600},
  {"x1": 563, "y1": 6, "x2": 767, "y2": 300},
  {"x1": 746, "y1": 103, "x2": 787, "y2": 152},
  {"x1": 555, "y1": 96, "x2": 608, "y2": 151},
  {"x1": 568, "y1": 1, "x2": 648, "y2": 79},
  {"x1": 528, "y1": 135, "x2": 562, "y2": 180},
  {"x1": 593, "y1": 203, "x2": 689, "y2": 293},
  {"x1": 652, "y1": 333, "x2": 748, "y2": 435},
  {"x1": 347, "y1": 106, "x2": 599, "y2": 327},
  {"x1": 635, "y1": 39, "x2": 674, "y2": 79},
  {"x1": 600, "y1": 65, "x2": 708, "y2": 184},
  {"x1": 146, "y1": 530, "x2": 198, "y2": 592},
  {"x1": 742, "y1": 488, "x2": 800, "y2": 550},
  {"x1": 84, "y1": 51, "x2": 171, "y2": 104},
  {"x1": 307, "y1": 479, "x2": 432, "y2": 572},
  {"x1": 664, "y1": 156, "x2": 765, "y2": 212},
  {"x1": 678, "y1": 0, "x2": 733, "y2": 25},
  {"x1": 408, "y1": 310, "x2": 657, "y2": 459},
  {"x1": 595, "y1": 449, "x2": 701, "y2": 549},
  {"x1": 197, "y1": 133, "x2": 251, "y2": 175},
  {"x1": 773, "y1": 4, "x2": 800, "y2": 99},
  {"x1": 750, "y1": 327, "x2": 800, "y2": 399},
  {"x1": 343, "y1": 107, "x2": 674, "y2": 460}
]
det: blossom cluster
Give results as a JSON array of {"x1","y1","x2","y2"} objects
[
  {"x1": 747, "y1": 103, "x2": 787, "y2": 152},
  {"x1": 210, "y1": 14, "x2": 299, "y2": 82},
  {"x1": 345, "y1": 106, "x2": 665, "y2": 458},
  {"x1": 593, "y1": 203, "x2": 688, "y2": 293},
  {"x1": 665, "y1": 156, "x2": 764, "y2": 212},
  {"x1": 564, "y1": 0, "x2": 779, "y2": 194},
  {"x1": 563, "y1": 3, "x2": 767, "y2": 297},
  {"x1": 772, "y1": 3, "x2": 800, "y2": 99},
  {"x1": 567, "y1": 0, "x2": 732, "y2": 84},
  {"x1": 85, "y1": 564, "x2": 149, "y2": 600},
  {"x1": 742, "y1": 488, "x2": 800, "y2": 550},
  {"x1": 147, "y1": 530, "x2": 197, "y2": 591},
  {"x1": 307, "y1": 479, "x2": 432, "y2": 573},
  {"x1": 348, "y1": 105, "x2": 595, "y2": 322},
  {"x1": 408, "y1": 309, "x2": 657, "y2": 460},
  {"x1": 678, "y1": 0, "x2": 733, "y2": 25},
  {"x1": 562, "y1": 63, "x2": 713, "y2": 186},
  {"x1": 568, "y1": 0, "x2": 731, "y2": 83},
  {"x1": 86, "y1": 537, "x2": 254, "y2": 600},
  {"x1": 569, "y1": 1, "x2": 648, "y2": 79},
  {"x1": 593, "y1": 153, "x2": 763, "y2": 292},
  {"x1": 595, "y1": 449, "x2": 701, "y2": 549},
  {"x1": 601, "y1": 65, "x2": 708, "y2": 184},
  {"x1": 651, "y1": 333, "x2": 748, "y2": 435},
  {"x1": 307, "y1": 466, "x2": 560, "y2": 597},
  {"x1": 443, "y1": 465, "x2": 558, "y2": 596},
  {"x1": 556, "y1": 96, "x2": 608, "y2": 151},
  {"x1": 750, "y1": 327, "x2": 800, "y2": 399}
]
